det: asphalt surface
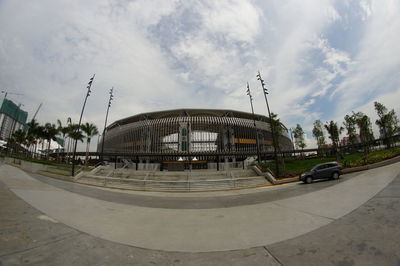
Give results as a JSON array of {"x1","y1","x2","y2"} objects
[{"x1": 1, "y1": 164, "x2": 400, "y2": 265}]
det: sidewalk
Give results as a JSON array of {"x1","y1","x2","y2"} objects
[{"x1": 1, "y1": 162, "x2": 399, "y2": 252}]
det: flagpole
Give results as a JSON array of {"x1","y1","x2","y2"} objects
[
  {"x1": 101, "y1": 87, "x2": 114, "y2": 161},
  {"x1": 72, "y1": 74, "x2": 95, "y2": 176},
  {"x1": 246, "y1": 83, "x2": 261, "y2": 163},
  {"x1": 257, "y1": 71, "x2": 280, "y2": 177}
]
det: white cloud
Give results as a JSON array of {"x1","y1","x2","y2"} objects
[
  {"x1": 0, "y1": 0, "x2": 399, "y2": 153},
  {"x1": 332, "y1": 0, "x2": 400, "y2": 117},
  {"x1": 201, "y1": 0, "x2": 261, "y2": 43},
  {"x1": 359, "y1": 0, "x2": 372, "y2": 20}
]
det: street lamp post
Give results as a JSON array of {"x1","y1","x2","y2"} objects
[
  {"x1": 100, "y1": 87, "x2": 114, "y2": 161},
  {"x1": 71, "y1": 74, "x2": 95, "y2": 176},
  {"x1": 256, "y1": 71, "x2": 280, "y2": 177},
  {"x1": 246, "y1": 83, "x2": 261, "y2": 163}
]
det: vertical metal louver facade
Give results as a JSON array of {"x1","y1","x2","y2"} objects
[{"x1": 98, "y1": 109, "x2": 292, "y2": 161}]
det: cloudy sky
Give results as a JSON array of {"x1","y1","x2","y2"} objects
[{"x1": 0, "y1": 0, "x2": 399, "y2": 150}]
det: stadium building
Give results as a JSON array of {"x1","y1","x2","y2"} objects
[{"x1": 99, "y1": 109, "x2": 292, "y2": 165}]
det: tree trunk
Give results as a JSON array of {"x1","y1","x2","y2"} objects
[
  {"x1": 62, "y1": 136, "x2": 66, "y2": 163},
  {"x1": 41, "y1": 140, "x2": 45, "y2": 159},
  {"x1": 47, "y1": 139, "x2": 51, "y2": 160},
  {"x1": 66, "y1": 137, "x2": 70, "y2": 163},
  {"x1": 85, "y1": 140, "x2": 90, "y2": 166}
]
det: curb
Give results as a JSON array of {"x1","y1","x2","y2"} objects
[
  {"x1": 342, "y1": 155, "x2": 400, "y2": 174},
  {"x1": 259, "y1": 155, "x2": 400, "y2": 184}
]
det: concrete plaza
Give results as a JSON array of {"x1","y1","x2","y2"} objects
[{"x1": 1, "y1": 161, "x2": 400, "y2": 265}]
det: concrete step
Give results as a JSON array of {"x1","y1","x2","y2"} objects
[
  {"x1": 234, "y1": 176, "x2": 269, "y2": 187},
  {"x1": 230, "y1": 169, "x2": 257, "y2": 177},
  {"x1": 77, "y1": 172, "x2": 269, "y2": 192},
  {"x1": 46, "y1": 166, "x2": 72, "y2": 176}
]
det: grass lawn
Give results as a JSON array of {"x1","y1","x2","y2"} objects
[
  {"x1": 258, "y1": 146, "x2": 400, "y2": 177},
  {"x1": 2, "y1": 154, "x2": 93, "y2": 173}
]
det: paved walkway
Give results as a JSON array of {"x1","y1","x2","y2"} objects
[
  {"x1": 1, "y1": 162, "x2": 400, "y2": 253},
  {"x1": 1, "y1": 162, "x2": 400, "y2": 265}
]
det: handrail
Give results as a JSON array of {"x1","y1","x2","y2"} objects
[
  {"x1": 75, "y1": 165, "x2": 85, "y2": 175},
  {"x1": 93, "y1": 161, "x2": 104, "y2": 168}
]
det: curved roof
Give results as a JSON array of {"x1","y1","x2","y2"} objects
[{"x1": 108, "y1": 108, "x2": 277, "y2": 130}]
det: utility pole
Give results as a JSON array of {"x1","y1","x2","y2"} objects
[
  {"x1": 71, "y1": 74, "x2": 95, "y2": 176},
  {"x1": 100, "y1": 87, "x2": 114, "y2": 161},
  {"x1": 246, "y1": 83, "x2": 261, "y2": 163},
  {"x1": 256, "y1": 71, "x2": 280, "y2": 177}
]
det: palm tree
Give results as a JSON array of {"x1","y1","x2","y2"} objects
[
  {"x1": 11, "y1": 129, "x2": 26, "y2": 154},
  {"x1": 43, "y1": 123, "x2": 59, "y2": 160},
  {"x1": 25, "y1": 134, "x2": 36, "y2": 157},
  {"x1": 26, "y1": 119, "x2": 40, "y2": 156},
  {"x1": 36, "y1": 125, "x2": 46, "y2": 157},
  {"x1": 67, "y1": 124, "x2": 85, "y2": 146},
  {"x1": 56, "y1": 119, "x2": 70, "y2": 147},
  {"x1": 81, "y1": 122, "x2": 99, "y2": 165},
  {"x1": 67, "y1": 123, "x2": 85, "y2": 165},
  {"x1": 56, "y1": 119, "x2": 70, "y2": 161}
]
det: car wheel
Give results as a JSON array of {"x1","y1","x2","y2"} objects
[
  {"x1": 332, "y1": 172, "x2": 339, "y2": 180},
  {"x1": 305, "y1": 176, "x2": 312, "y2": 184}
]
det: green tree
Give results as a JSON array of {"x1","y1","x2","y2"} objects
[
  {"x1": 67, "y1": 124, "x2": 84, "y2": 142},
  {"x1": 56, "y1": 119, "x2": 70, "y2": 161},
  {"x1": 324, "y1": 120, "x2": 343, "y2": 161},
  {"x1": 36, "y1": 125, "x2": 46, "y2": 156},
  {"x1": 81, "y1": 122, "x2": 99, "y2": 165},
  {"x1": 374, "y1": 101, "x2": 399, "y2": 148},
  {"x1": 26, "y1": 119, "x2": 40, "y2": 155},
  {"x1": 269, "y1": 112, "x2": 286, "y2": 176},
  {"x1": 312, "y1": 120, "x2": 326, "y2": 155},
  {"x1": 11, "y1": 129, "x2": 27, "y2": 154},
  {"x1": 67, "y1": 124, "x2": 85, "y2": 163},
  {"x1": 353, "y1": 111, "x2": 374, "y2": 155},
  {"x1": 43, "y1": 123, "x2": 59, "y2": 159},
  {"x1": 343, "y1": 114, "x2": 357, "y2": 146},
  {"x1": 292, "y1": 124, "x2": 306, "y2": 151},
  {"x1": 270, "y1": 113, "x2": 283, "y2": 149}
]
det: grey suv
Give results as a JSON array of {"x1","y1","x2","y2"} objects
[{"x1": 300, "y1": 162, "x2": 342, "y2": 184}]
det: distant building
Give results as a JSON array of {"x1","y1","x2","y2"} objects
[
  {"x1": 340, "y1": 135, "x2": 361, "y2": 146},
  {"x1": 0, "y1": 99, "x2": 28, "y2": 140}
]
